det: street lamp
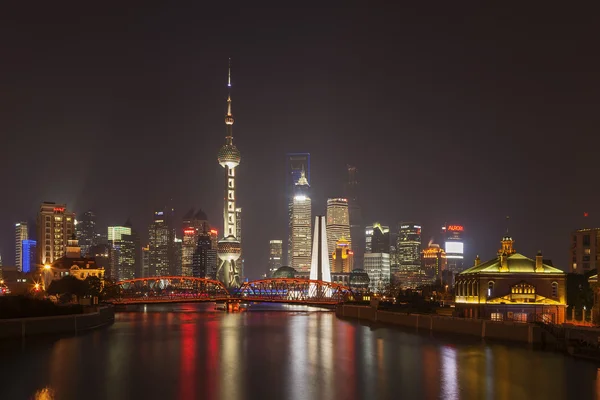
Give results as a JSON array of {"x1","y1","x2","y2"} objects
[{"x1": 42, "y1": 264, "x2": 53, "y2": 291}]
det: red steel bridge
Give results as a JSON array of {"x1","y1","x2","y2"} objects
[{"x1": 106, "y1": 277, "x2": 353, "y2": 306}]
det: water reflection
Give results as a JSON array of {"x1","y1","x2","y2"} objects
[{"x1": 0, "y1": 303, "x2": 597, "y2": 400}]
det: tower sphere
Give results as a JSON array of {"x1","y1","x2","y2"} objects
[
  {"x1": 218, "y1": 143, "x2": 241, "y2": 168},
  {"x1": 217, "y1": 235, "x2": 241, "y2": 261}
]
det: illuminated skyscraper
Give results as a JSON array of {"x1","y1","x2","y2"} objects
[
  {"x1": 326, "y1": 198, "x2": 351, "y2": 261},
  {"x1": 364, "y1": 223, "x2": 390, "y2": 291},
  {"x1": 289, "y1": 170, "x2": 312, "y2": 273},
  {"x1": 192, "y1": 229, "x2": 212, "y2": 278},
  {"x1": 76, "y1": 210, "x2": 96, "y2": 257},
  {"x1": 268, "y1": 240, "x2": 283, "y2": 277},
  {"x1": 365, "y1": 223, "x2": 390, "y2": 254},
  {"x1": 421, "y1": 243, "x2": 447, "y2": 283},
  {"x1": 216, "y1": 60, "x2": 242, "y2": 289},
  {"x1": 441, "y1": 224, "x2": 465, "y2": 273},
  {"x1": 37, "y1": 202, "x2": 76, "y2": 265},
  {"x1": 310, "y1": 216, "x2": 331, "y2": 282},
  {"x1": 15, "y1": 222, "x2": 28, "y2": 271},
  {"x1": 181, "y1": 209, "x2": 210, "y2": 277},
  {"x1": 108, "y1": 224, "x2": 134, "y2": 280},
  {"x1": 22, "y1": 240, "x2": 36, "y2": 273},
  {"x1": 206, "y1": 229, "x2": 219, "y2": 279},
  {"x1": 398, "y1": 222, "x2": 421, "y2": 272},
  {"x1": 345, "y1": 165, "x2": 364, "y2": 268},
  {"x1": 286, "y1": 153, "x2": 310, "y2": 264},
  {"x1": 331, "y1": 237, "x2": 353, "y2": 273},
  {"x1": 148, "y1": 210, "x2": 172, "y2": 276},
  {"x1": 236, "y1": 207, "x2": 244, "y2": 281}
]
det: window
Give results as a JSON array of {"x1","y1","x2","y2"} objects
[
  {"x1": 491, "y1": 313, "x2": 503, "y2": 321},
  {"x1": 583, "y1": 235, "x2": 591, "y2": 246},
  {"x1": 551, "y1": 282, "x2": 558, "y2": 298},
  {"x1": 488, "y1": 281, "x2": 494, "y2": 297},
  {"x1": 583, "y1": 263, "x2": 590, "y2": 270},
  {"x1": 585, "y1": 248, "x2": 591, "y2": 255},
  {"x1": 513, "y1": 313, "x2": 528, "y2": 323},
  {"x1": 583, "y1": 256, "x2": 590, "y2": 262},
  {"x1": 572, "y1": 263, "x2": 577, "y2": 270}
]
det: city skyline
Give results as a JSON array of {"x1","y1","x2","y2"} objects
[{"x1": 1, "y1": 4, "x2": 598, "y2": 278}]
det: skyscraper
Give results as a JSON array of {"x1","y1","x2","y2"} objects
[
  {"x1": 216, "y1": 60, "x2": 242, "y2": 289},
  {"x1": 268, "y1": 240, "x2": 283, "y2": 277},
  {"x1": 331, "y1": 237, "x2": 353, "y2": 273},
  {"x1": 37, "y1": 202, "x2": 76, "y2": 265},
  {"x1": 15, "y1": 222, "x2": 28, "y2": 272},
  {"x1": 236, "y1": 207, "x2": 244, "y2": 281},
  {"x1": 286, "y1": 152, "x2": 310, "y2": 264},
  {"x1": 22, "y1": 240, "x2": 36, "y2": 273},
  {"x1": 398, "y1": 222, "x2": 422, "y2": 272},
  {"x1": 346, "y1": 165, "x2": 364, "y2": 269},
  {"x1": 421, "y1": 243, "x2": 447, "y2": 283},
  {"x1": 365, "y1": 223, "x2": 390, "y2": 254},
  {"x1": 148, "y1": 210, "x2": 172, "y2": 276},
  {"x1": 76, "y1": 210, "x2": 96, "y2": 257},
  {"x1": 181, "y1": 209, "x2": 210, "y2": 277},
  {"x1": 206, "y1": 229, "x2": 219, "y2": 280},
  {"x1": 289, "y1": 170, "x2": 312, "y2": 273},
  {"x1": 441, "y1": 224, "x2": 465, "y2": 273},
  {"x1": 192, "y1": 229, "x2": 213, "y2": 279},
  {"x1": 326, "y1": 198, "x2": 351, "y2": 260},
  {"x1": 108, "y1": 223, "x2": 136, "y2": 280},
  {"x1": 310, "y1": 216, "x2": 331, "y2": 283}
]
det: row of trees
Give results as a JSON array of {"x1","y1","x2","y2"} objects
[{"x1": 46, "y1": 276, "x2": 120, "y2": 303}]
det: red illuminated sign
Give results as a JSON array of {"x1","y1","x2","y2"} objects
[
  {"x1": 53, "y1": 207, "x2": 65, "y2": 213},
  {"x1": 184, "y1": 229, "x2": 196, "y2": 235},
  {"x1": 210, "y1": 229, "x2": 218, "y2": 235},
  {"x1": 447, "y1": 225, "x2": 464, "y2": 232}
]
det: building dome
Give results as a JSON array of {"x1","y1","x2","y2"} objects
[
  {"x1": 217, "y1": 235, "x2": 241, "y2": 261},
  {"x1": 218, "y1": 144, "x2": 241, "y2": 168},
  {"x1": 273, "y1": 266, "x2": 296, "y2": 279},
  {"x1": 349, "y1": 269, "x2": 370, "y2": 288}
]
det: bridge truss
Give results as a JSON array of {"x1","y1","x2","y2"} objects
[
  {"x1": 236, "y1": 278, "x2": 352, "y2": 304},
  {"x1": 110, "y1": 277, "x2": 230, "y2": 304}
]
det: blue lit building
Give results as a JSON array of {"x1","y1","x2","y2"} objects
[{"x1": 22, "y1": 240, "x2": 37, "y2": 273}]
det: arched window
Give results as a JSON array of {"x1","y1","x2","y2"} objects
[
  {"x1": 474, "y1": 281, "x2": 479, "y2": 297},
  {"x1": 488, "y1": 281, "x2": 494, "y2": 298},
  {"x1": 551, "y1": 282, "x2": 558, "y2": 298}
]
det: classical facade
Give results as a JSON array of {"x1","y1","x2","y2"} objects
[{"x1": 455, "y1": 235, "x2": 566, "y2": 324}]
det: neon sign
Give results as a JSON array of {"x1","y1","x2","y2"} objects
[
  {"x1": 184, "y1": 229, "x2": 196, "y2": 235},
  {"x1": 53, "y1": 207, "x2": 65, "y2": 213},
  {"x1": 447, "y1": 225, "x2": 464, "y2": 232}
]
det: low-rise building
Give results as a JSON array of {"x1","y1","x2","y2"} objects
[{"x1": 455, "y1": 235, "x2": 566, "y2": 323}]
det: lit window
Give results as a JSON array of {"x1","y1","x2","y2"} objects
[
  {"x1": 551, "y1": 282, "x2": 558, "y2": 298},
  {"x1": 585, "y1": 248, "x2": 591, "y2": 255},
  {"x1": 488, "y1": 281, "x2": 494, "y2": 297},
  {"x1": 513, "y1": 313, "x2": 528, "y2": 323},
  {"x1": 572, "y1": 263, "x2": 577, "y2": 270},
  {"x1": 491, "y1": 313, "x2": 503, "y2": 321}
]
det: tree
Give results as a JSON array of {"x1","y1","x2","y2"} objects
[
  {"x1": 47, "y1": 275, "x2": 86, "y2": 303},
  {"x1": 84, "y1": 276, "x2": 103, "y2": 298},
  {"x1": 101, "y1": 278, "x2": 121, "y2": 300}
]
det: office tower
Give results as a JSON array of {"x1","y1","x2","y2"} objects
[
  {"x1": 345, "y1": 165, "x2": 364, "y2": 269},
  {"x1": 76, "y1": 210, "x2": 96, "y2": 257},
  {"x1": 326, "y1": 198, "x2": 351, "y2": 259},
  {"x1": 310, "y1": 216, "x2": 331, "y2": 282},
  {"x1": 37, "y1": 202, "x2": 76, "y2": 265},
  {"x1": 22, "y1": 240, "x2": 36, "y2": 273},
  {"x1": 364, "y1": 253, "x2": 391, "y2": 292},
  {"x1": 148, "y1": 210, "x2": 173, "y2": 276},
  {"x1": 331, "y1": 237, "x2": 353, "y2": 273},
  {"x1": 441, "y1": 224, "x2": 465, "y2": 273},
  {"x1": 268, "y1": 240, "x2": 283, "y2": 277},
  {"x1": 181, "y1": 209, "x2": 210, "y2": 277},
  {"x1": 286, "y1": 152, "x2": 310, "y2": 264},
  {"x1": 421, "y1": 243, "x2": 447, "y2": 283},
  {"x1": 289, "y1": 170, "x2": 312, "y2": 273},
  {"x1": 216, "y1": 61, "x2": 242, "y2": 288},
  {"x1": 398, "y1": 222, "x2": 422, "y2": 272},
  {"x1": 192, "y1": 229, "x2": 212, "y2": 278},
  {"x1": 365, "y1": 223, "x2": 390, "y2": 254},
  {"x1": 142, "y1": 245, "x2": 150, "y2": 278},
  {"x1": 108, "y1": 223, "x2": 136, "y2": 281},
  {"x1": 174, "y1": 237, "x2": 182, "y2": 276},
  {"x1": 15, "y1": 222, "x2": 28, "y2": 271}
]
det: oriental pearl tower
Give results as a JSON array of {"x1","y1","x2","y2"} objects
[{"x1": 216, "y1": 59, "x2": 242, "y2": 289}]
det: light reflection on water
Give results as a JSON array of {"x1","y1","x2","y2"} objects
[{"x1": 0, "y1": 303, "x2": 598, "y2": 400}]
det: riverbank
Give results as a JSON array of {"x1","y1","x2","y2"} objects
[
  {"x1": 0, "y1": 305, "x2": 114, "y2": 339},
  {"x1": 336, "y1": 304, "x2": 545, "y2": 344}
]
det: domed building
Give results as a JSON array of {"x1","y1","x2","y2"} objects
[
  {"x1": 272, "y1": 266, "x2": 297, "y2": 279},
  {"x1": 455, "y1": 235, "x2": 566, "y2": 323},
  {"x1": 349, "y1": 269, "x2": 370, "y2": 293}
]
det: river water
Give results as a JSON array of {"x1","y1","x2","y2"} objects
[{"x1": 1, "y1": 303, "x2": 599, "y2": 400}]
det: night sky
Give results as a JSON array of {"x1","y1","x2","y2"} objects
[{"x1": 1, "y1": 3, "x2": 598, "y2": 277}]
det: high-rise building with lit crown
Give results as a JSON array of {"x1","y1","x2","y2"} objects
[
  {"x1": 442, "y1": 224, "x2": 465, "y2": 273},
  {"x1": 108, "y1": 223, "x2": 136, "y2": 280},
  {"x1": 148, "y1": 210, "x2": 172, "y2": 277},
  {"x1": 181, "y1": 209, "x2": 210, "y2": 277},
  {"x1": 37, "y1": 202, "x2": 76, "y2": 266},
  {"x1": 421, "y1": 243, "x2": 447, "y2": 283},
  {"x1": 216, "y1": 60, "x2": 242, "y2": 289},
  {"x1": 286, "y1": 153, "x2": 310, "y2": 264},
  {"x1": 269, "y1": 240, "x2": 283, "y2": 277},
  {"x1": 326, "y1": 198, "x2": 351, "y2": 260},
  {"x1": 289, "y1": 170, "x2": 312, "y2": 273},
  {"x1": 365, "y1": 223, "x2": 390, "y2": 254},
  {"x1": 332, "y1": 237, "x2": 353, "y2": 273},
  {"x1": 15, "y1": 222, "x2": 28, "y2": 271}
]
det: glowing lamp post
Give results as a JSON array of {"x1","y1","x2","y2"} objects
[{"x1": 42, "y1": 264, "x2": 53, "y2": 291}]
